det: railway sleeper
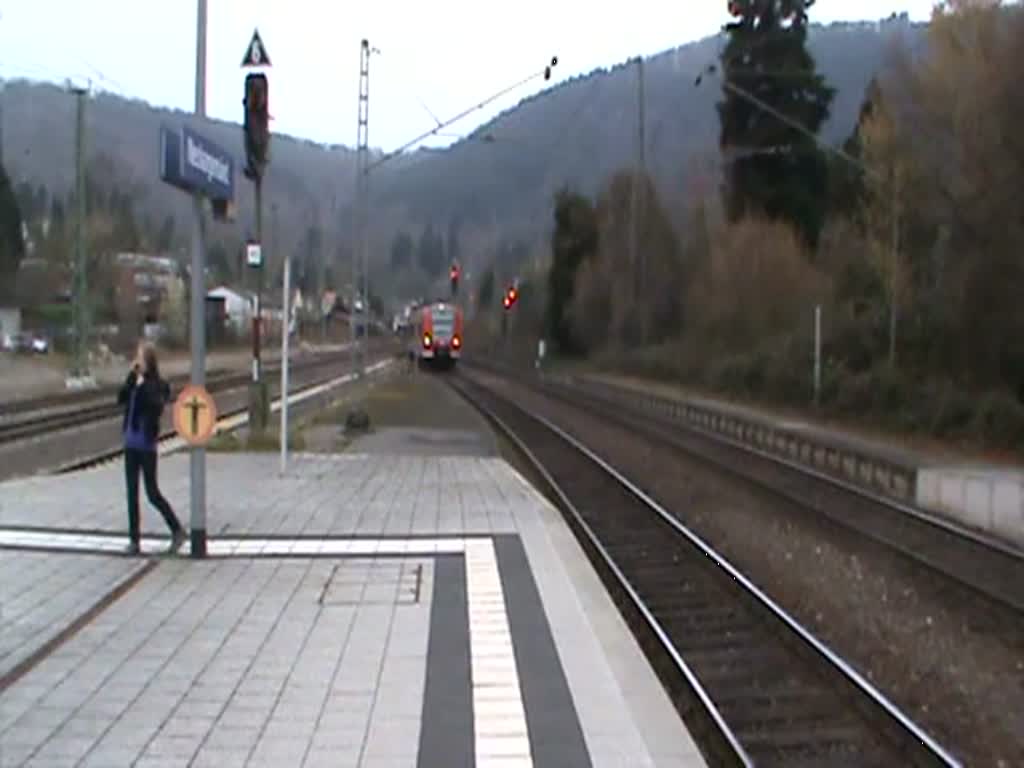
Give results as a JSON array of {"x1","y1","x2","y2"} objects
[
  {"x1": 737, "y1": 724, "x2": 889, "y2": 764},
  {"x1": 662, "y1": 627, "x2": 763, "y2": 651}
]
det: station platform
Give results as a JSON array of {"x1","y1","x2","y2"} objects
[
  {"x1": 577, "y1": 371, "x2": 1024, "y2": 549},
  {"x1": 0, "y1": 447, "x2": 705, "y2": 767}
]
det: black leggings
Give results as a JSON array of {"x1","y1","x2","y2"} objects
[{"x1": 125, "y1": 448, "x2": 182, "y2": 543}]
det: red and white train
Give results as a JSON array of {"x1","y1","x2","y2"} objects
[{"x1": 414, "y1": 301, "x2": 463, "y2": 369}]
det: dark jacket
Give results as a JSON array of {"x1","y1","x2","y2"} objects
[{"x1": 117, "y1": 372, "x2": 171, "y2": 443}]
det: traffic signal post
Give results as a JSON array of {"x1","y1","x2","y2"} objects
[
  {"x1": 450, "y1": 261, "x2": 460, "y2": 298},
  {"x1": 242, "y1": 31, "x2": 272, "y2": 435},
  {"x1": 501, "y1": 282, "x2": 518, "y2": 341}
]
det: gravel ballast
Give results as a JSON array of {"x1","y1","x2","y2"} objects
[{"x1": 479, "y1": 372, "x2": 1024, "y2": 766}]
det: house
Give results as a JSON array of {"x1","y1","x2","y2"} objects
[
  {"x1": 207, "y1": 286, "x2": 254, "y2": 333},
  {"x1": 115, "y1": 252, "x2": 184, "y2": 323},
  {"x1": 0, "y1": 306, "x2": 22, "y2": 348}
]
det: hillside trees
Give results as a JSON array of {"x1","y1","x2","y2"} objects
[
  {"x1": 857, "y1": 91, "x2": 910, "y2": 367},
  {"x1": 0, "y1": 160, "x2": 25, "y2": 297},
  {"x1": 156, "y1": 215, "x2": 176, "y2": 252},
  {"x1": 545, "y1": 187, "x2": 597, "y2": 355},
  {"x1": 477, "y1": 266, "x2": 495, "y2": 310},
  {"x1": 907, "y1": 0, "x2": 1024, "y2": 394},
  {"x1": 516, "y1": 2, "x2": 1024, "y2": 450},
  {"x1": 717, "y1": 0, "x2": 835, "y2": 248},
  {"x1": 389, "y1": 231, "x2": 414, "y2": 271},
  {"x1": 416, "y1": 222, "x2": 445, "y2": 277},
  {"x1": 568, "y1": 172, "x2": 684, "y2": 349},
  {"x1": 162, "y1": 275, "x2": 188, "y2": 347}
]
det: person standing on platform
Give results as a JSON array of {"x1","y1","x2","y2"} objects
[{"x1": 117, "y1": 341, "x2": 186, "y2": 555}]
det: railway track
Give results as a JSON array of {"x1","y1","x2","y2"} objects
[
  {"x1": 0, "y1": 355, "x2": 292, "y2": 419},
  {"x1": 452, "y1": 370, "x2": 958, "y2": 768},
  {"x1": 472, "y1": 361, "x2": 1024, "y2": 616},
  {"x1": 0, "y1": 351, "x2": 351, "y2": 446},
  {"x1": 53, "y1": 354, "x2": 395, "y2": 475}
]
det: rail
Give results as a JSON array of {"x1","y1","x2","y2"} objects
[
  {"x1": 468, "y1": 358, "x2": 1024, "y2": 614},
  {"x1": 453, "y1": 370, "x2": 960, "y2": 767}
]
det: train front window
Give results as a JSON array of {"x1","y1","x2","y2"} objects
[{"x1": 432, "y1": 309, "x2": 455, "y2": 339}]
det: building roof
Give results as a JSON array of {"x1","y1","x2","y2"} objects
[{"x1": 207, "y1": 285, "x2": 253, "y2": 302}]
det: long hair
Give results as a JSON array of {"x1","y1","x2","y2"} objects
[{"x1": 140, "y1": 342, "x2": 160, "y2": 380}]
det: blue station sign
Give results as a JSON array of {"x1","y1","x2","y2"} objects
[{"x1": 159, "y1": 125, "x2": 235, "y2": 202}]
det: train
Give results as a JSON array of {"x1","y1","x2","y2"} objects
[{"x1": 413, "y1": 300, "x2": 463, "y2": 370}]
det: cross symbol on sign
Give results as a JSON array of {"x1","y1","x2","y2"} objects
[{"x1": 185, "y1": 395, "x2": 206, "y2": 436}]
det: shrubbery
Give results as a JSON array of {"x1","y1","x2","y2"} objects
[{"x1": 608, "y1": 339, "x2": 1024, "y2": 452}]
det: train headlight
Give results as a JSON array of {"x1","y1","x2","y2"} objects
[
  {"x1": 452, "y1": 335, "x2": 461, "y2": 349},
  {"x1": 422, "y1": 333, "x2": 432, "y2": 348}
]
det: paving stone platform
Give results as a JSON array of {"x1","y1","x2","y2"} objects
[{"x1": 0, "y1": 452, "x2": 706, "y2": 767}]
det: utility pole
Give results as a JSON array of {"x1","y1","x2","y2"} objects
[
  {"x1": 320, "y1": 198, "x2": 329, "y2": 342},
  {"x1": 270, "y1": 200, "x2": 278, "y2": 345},
  {"x1": 70, "y1": 84, "x2": 89, "y2": 382},
  {"x1": 629, "y1": 55, "x2": 648, "y2": 345},
  {"x1": 352, "y1": 39, "x2": 371, "y2": 398},
  {"x1": 189, "y1": 0, "x2": 208, "y2": 557},
  {"x1": 280, "y1": 251, "x2": 290, "y2": 474}
]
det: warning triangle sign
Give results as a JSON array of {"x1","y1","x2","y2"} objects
[{"x1": 241, "y1": 29, "x2": 271, "y2": 68}]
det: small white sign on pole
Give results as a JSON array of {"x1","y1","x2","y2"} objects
[{"x1": 246, "y1": 242, "x2": 262, "y2": 267}]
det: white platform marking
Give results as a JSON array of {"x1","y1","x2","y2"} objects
[
  {"x1": 464, "y1": 537, "x2": 533, "y2": 767},
  {"x1": 0, "y1": 530, "x2": 468, "y2": 558},
  {"x1": 1, "y1": 529, "x2": 535, "y2": 766}
]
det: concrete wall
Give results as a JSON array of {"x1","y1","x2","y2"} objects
[{"x1": 917, "y1": 469, "x2": 1024, "y2": 548}]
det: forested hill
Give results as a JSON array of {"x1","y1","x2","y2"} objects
[
  {"x1": 377, "y1": 17, "x2": 925, "y2": 231},
  {"x1": 1, "y1": 16, "x2": 924, "y2": 255}
]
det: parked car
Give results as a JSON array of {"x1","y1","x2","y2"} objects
[{"x1": 5, "y1": 332, "x2": 49, "y2": 354}]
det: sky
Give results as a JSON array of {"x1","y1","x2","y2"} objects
[{"x1": 0, "y1": 1, "x2": 938, "y2": 153}]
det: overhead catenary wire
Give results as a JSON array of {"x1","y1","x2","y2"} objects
[{"x1": 365, "y1": 58, "x2": 558, "y2": 175}]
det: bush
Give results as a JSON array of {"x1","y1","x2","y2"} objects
[
  {"x1": 923, "y1": 380, "x2": 975, "y2": 437},
  {"x1": 609, "y1": 331, "x2": 1024, "y2": 455},
  {"x1": 832, "y1": 369, "x2": 876, "y2": 416},
  {"x1": 606, "y1": 342, "x2": 687, "y2": 382},
  {"x1": 707, "y1": 352, "x2": 758, "y2": 397},
  {"x1": 828, "y1": 364, "x2": 916, "y2": 422},
  {"x1": 763, "y1": 336, "x2": 815, "y2": 405},
  {"x1": 872, "y1": 364, "x2": 913, "y2": 413},
  {"x1": 826, "y1": 313, "x2": 884, "y2": 374},
  {"x1": 697, "y1": 216, "x2": 829, "y2": 350},
  {"x1": 970, "y1": 392, "x2": 1024, "y2": 450},
  {"x1": 819, "y1": 358, "x2": 846, "y2": 404}
]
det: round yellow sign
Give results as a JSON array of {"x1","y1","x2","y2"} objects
[{"x1": 172, "y1": 385, "x2": 218, "y2": 446}]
